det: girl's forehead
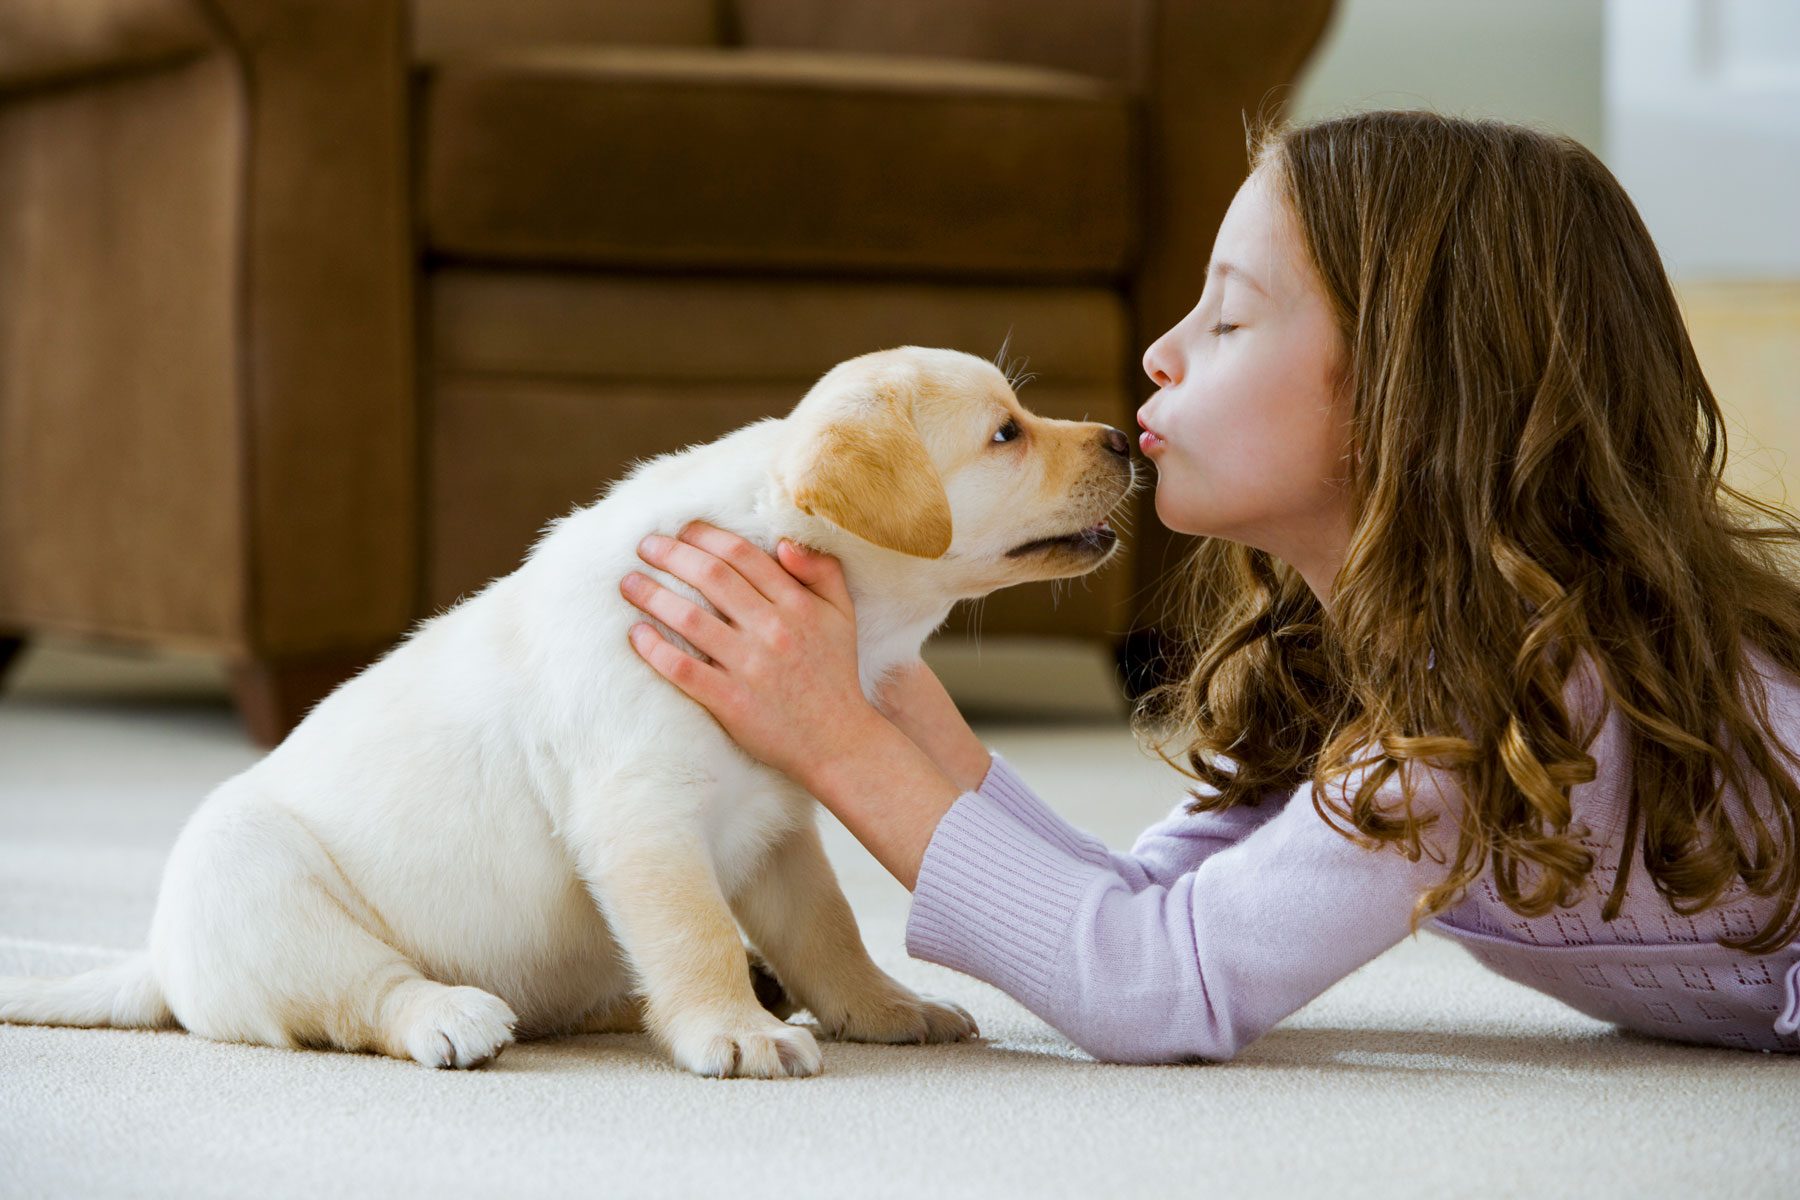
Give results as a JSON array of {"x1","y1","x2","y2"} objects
[{"x1": 1214, "y1": 167, "x2": 1309, "y2": 302}]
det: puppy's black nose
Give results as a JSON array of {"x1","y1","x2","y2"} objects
[{"x1": 1101, "y1": 426, "x2": 1132, "y2": 457}]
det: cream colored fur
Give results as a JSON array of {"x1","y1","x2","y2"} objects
[{"x1": 0, "y1": 347, "x2": 1136, "y2": 1078}]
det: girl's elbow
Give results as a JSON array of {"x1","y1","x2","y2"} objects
[{"x1": 1066, "y1": 1016, "x2": 1249, "y2": 1065}]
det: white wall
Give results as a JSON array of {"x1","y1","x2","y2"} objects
[
  {"x1": 1287, "y1": 0, "x2": 1800, "y2": 281},
  {"x1": 1604, "y1": 0, "x2": 1800, "y2": 279},
  {"x1": 1291, "y1": 0, "x2": 1605, "y2": 150}
]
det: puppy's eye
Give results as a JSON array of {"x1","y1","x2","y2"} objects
[{"x1": 991, "y1": 419, "x2": 1022, "y2": 445}]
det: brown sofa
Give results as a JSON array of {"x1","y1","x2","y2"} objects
[{"x1": 0, "y1": 0, "x2": 1335, "y2": 745}]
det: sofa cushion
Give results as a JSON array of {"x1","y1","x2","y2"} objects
[{"x1": 419, "y1": 47, "x2": 1136, "y2": 280}]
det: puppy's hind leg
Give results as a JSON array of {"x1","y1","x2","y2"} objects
[{"x1": 153, "y1": 800, "x2": 517, "y2": 1069}]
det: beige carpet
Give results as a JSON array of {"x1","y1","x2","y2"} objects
[{"x1": 2, "y1": 688, "x2": 1796, "y2": 1198}]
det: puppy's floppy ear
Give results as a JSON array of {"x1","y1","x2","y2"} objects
[{"x1": 779, "y1": 400, "x2": 953, "y2": 559}]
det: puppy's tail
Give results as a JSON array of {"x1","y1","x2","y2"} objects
[{"x1": 0, "y1": 952, "x2": 176, "y2": 1030}]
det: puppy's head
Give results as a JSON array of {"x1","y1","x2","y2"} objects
[{"x1": 775, "y1": 346, "x2": 1136, "y2": 594}]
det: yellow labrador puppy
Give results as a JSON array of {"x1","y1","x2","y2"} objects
[{"x1": 0, "y1": 346, "x2": 1137, "y2": 1078}]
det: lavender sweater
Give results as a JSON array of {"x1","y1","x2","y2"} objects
[{"x1": 904, "y1": 651, "x2": 1800, "y2": 1061}]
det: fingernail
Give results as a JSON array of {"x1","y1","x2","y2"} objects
[{"x1": 638, "y1": 534, "x2": 664, "y2": 556}]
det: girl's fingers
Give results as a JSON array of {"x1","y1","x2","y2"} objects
[
  {"x1": 619, "y1": 573, "x2": 735, "y2": 663},
  {"x1": 777, "y1": 539, "x2": 853, "y2": 615},
  {"x1": 637, "y1": 533, "x2": 766, "y2": 619},
  {"x1": 629, "y1": 622, "x2": 728, "y2": 706},
  {"x1": 675, "y1": 521, "x2": 812, "y2": 608}
]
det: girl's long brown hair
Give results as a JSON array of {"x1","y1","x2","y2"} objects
[{"x1": 1137, "y1": 111, "x2": 1800, "y2": 954}]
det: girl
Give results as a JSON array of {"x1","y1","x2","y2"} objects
[{"x1": 619, "y1": 110, "x2": 1800, "y2": 1061}]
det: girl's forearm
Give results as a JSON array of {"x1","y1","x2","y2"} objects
[
  {"x1": 802, "y1": 710, "x2": 965, "y2": 891},
  {"x1": 875, "y1": 663, "x2": 994, "y2": 793}
]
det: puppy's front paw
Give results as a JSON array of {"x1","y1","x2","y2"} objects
[
  {"x1": 668, "y1": 1013, "x2": 822, "y2": 1079},
  {"x1": 818, "y1": 987, "x2": 978, "y2": 1045}
]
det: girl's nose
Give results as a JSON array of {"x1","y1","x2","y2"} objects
[{"x1": 1142, "y1": 334, "x2": 1177, "y2": 388}]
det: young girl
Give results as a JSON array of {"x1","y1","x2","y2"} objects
[{"x1": 620, "y1": 110, "x2": 1800, "y2": 1060}]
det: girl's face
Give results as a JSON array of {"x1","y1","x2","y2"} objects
[{"x1": 1137, "y1": 164, "x2": 1355, "y2": 601}]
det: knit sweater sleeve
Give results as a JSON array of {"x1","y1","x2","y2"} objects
[
  {"x1": 904, "y1": 752, "x2": 1462, "y2": 1064},
  {"x1": 966, "y1": 752, "x2": 1287, "y2": 890}
]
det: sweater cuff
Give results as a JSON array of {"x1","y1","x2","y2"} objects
[
  {"x1": 975, "y1": 752, "x2": 1113, "y2": 867},
  {"x1": 904, "y1": 780, "x2": 1102, "y2": 1011}
]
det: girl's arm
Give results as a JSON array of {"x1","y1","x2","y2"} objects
[
  {"x1": 872, "y1": 659, "x2": 995, "y2": 793},
  {"x1": 622, "y1": 524, "x2": 1448, "y2": 1062},
  {"x1": 967, "y1": 750, "x2": 1292, "y2": 891},
  {"x1": 904, "y1": 759, "x2": 1461, "y2": 1063},
  {"x1": 798, "y1": 688, "x2": 1447, "y2": 1062},
  {"x1": 874, "y1": 659, "x2": 1291, "y2": 890}
]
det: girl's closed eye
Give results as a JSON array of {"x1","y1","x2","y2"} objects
[{"x1": 1210, "y1": 320, "x2": 1239, "y2": 336}]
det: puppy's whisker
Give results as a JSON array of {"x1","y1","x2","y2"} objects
[
  {"x1": 992, "y1": 328, "x2": 1016, "y2": 380},
  {"x1": 962, "y1": 594, "x2": 989, "y2": 658},
  {"x1": 991, "y1": 330, "x2": 1040, "y2": 393}
]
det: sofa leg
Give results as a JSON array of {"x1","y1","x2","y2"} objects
[
  {"x1": 0, "y1": 633, "x2": 27, "y2": 691},
  {"x1": 227, "y1": 647, "x2": 385, "y2": 749}
]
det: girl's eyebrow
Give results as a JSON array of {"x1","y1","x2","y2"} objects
[{"x1": 1206, "y1": 260, "x2": 1270, "y2": 298}]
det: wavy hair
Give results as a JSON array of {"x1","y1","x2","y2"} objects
[{"x1": 1136, "y1": 111, "x2": 1800, "y2": 954}]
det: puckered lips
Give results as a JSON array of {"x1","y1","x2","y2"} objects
[
  {"x1": 1006, "y1": 518, "x2": 1116, "y2": 559},
  {"x1": 1137, "y1": 411, "x2": 1166, "y2": 454}
]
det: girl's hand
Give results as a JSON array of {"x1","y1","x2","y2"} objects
[
  {"x1": 875, "y1": 661, "x2": 994, "y2": 795},
  {"x1": 621, "y1": 521, "x2": 882, "y2": 788}
]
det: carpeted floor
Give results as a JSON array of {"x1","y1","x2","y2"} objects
[{"x1": 2, "y1": 692, "x2": 1795, "y2": 1199}]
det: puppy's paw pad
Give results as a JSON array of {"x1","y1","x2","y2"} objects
[
  {"x1": 403, "y1": 985, "x2": 518, "y2": 1069},
  {"x1": 671, "y1": 1016, "x2": 821, "y2": 1079}
]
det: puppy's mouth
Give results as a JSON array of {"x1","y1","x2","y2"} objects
[{"x1": 1005, "y1": 519, "x2": 1117, "y2": 559}]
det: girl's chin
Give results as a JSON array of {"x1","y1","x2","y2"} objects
[
  {"x1": 1150, "y1": 482, "x2": 1186, "y2": 530},
  {"x1": 1151, "y1": 478, "x2": 1214, "y2": 539}
]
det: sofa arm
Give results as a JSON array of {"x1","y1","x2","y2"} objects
[
  {"x1": 0, "y1": 0, "x2": 414, "y2": 664},
  {"x1": 0, "y1": 0, "x2": 212, "y2": 94},
  {"x1": 199, "y1": 0, "x2": 418, "y2": 659}
]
